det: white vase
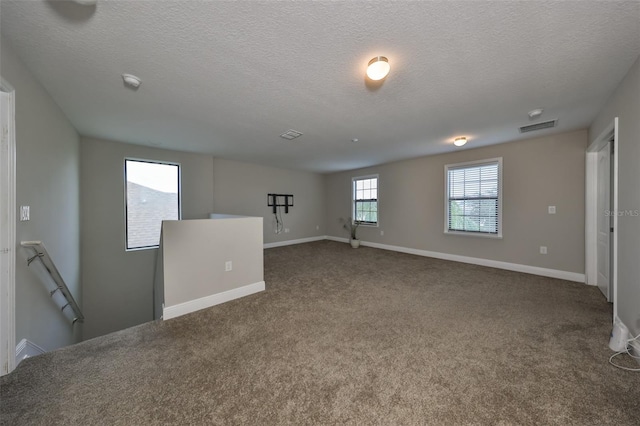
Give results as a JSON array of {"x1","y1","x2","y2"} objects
[{"x1": 350, "y1": 239, "x2": 360, "y2": 248}]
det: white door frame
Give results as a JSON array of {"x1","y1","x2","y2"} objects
[
  {"x1": 0, "y1": 77, "x2": 16, "y2": 376},
  {"x1": 585, "y1": 118, "x2": 618, "y2": 320}
]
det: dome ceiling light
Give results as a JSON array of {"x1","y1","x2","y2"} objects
[
  {"x1": 366, "y1": 56, "x2": 390, "y2": 81},
  {"x1": 454, "y1": 137, "x2": 467, "y2": 147}
]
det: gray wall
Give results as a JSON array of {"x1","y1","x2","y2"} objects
[
  {"x1": 80, "y1": 137, "x2": 214, "y2": 339},
  {"x1": 590, "y1": 55, "x2": 640, "y2": 335},
  {"x1": 1, "y1": 39, "x2": 82, "y2": 350},
  {"x1": 325, "y1": 130, "x2": 587, "y2": 274},
  {"x1": 212, "y1": 158, "x2": 326, "y2": 244},
  {"x1": 82, "y1": 140, "x2": 327, "y2": 338}
]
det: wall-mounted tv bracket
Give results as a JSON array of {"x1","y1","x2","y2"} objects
[{"x1": 267, "y1": 193, "x2": 294, "y2": 214}]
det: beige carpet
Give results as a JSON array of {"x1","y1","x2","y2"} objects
[{"x1": 1, "y1": 241, "x2": 638, "y2": 425}]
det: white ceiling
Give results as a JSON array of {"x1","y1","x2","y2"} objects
[{"x1": 1, "y1": 1, "x2": 639, "y2": 173}]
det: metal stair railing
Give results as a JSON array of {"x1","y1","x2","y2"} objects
[{"x1": 21, "y1": 241, "x2": 84, "y2": 324}]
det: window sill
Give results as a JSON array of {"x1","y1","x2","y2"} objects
[
  {"x1": 358, "y1": 223, "x2": 379, "y2": 228},
  {"x1": 444, "y1": 230, "x2": 503, "y2": 239},
  {"x1": 126, "y1": 246, "x2": 159, "y2": 252}
]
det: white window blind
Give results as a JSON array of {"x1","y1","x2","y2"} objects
[
  {"x1": 352, "y1": 175, "x2": 378, "y2": 225},
  {"x1": 446, "y1": 159, "x2": 501, "y2": 236}
]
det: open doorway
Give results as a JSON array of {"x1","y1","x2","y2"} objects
[
  {"x1": 0, "y1": 79, "x2": 16, "y2": 376},
  {"x1": 586, "y1": 118, "x2": 618, "y2": 320}
]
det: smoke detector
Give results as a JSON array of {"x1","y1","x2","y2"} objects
[
  {"x1": 528, "y1": 108, "x2": 543, "y2": 119},
  {"x1": 122, "y1": 74, "x2": 142, "y2": 89}
]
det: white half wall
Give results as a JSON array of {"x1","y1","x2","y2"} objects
[{"x1": 161, "y1": 217, "x2": 264, "y2": 319}]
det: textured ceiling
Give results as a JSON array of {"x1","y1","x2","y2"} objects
[{"x1": 1, "y1": 1, "x2": 639, "y2": 173}]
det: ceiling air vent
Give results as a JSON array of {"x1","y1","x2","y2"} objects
[
  {"x1": 280, "y1": 129, "x2": 303, "y2": 140},
  {"x1": 519, "y1": 119, "x2": 557, "y2": 133}
]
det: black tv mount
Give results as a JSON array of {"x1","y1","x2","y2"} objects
[{"x1": 267, "y1": 193, "x2": 294, "y2": 214}]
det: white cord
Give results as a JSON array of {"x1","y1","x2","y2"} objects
[
  {"x1": 609, "y1": 331, "x2": 640, "y2": 372},
  {"x1": 274, "y1": 205, "x2": 284, "y2": 234}
]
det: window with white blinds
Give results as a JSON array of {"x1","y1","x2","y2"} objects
[
  {"x1": 445, "y1": 158, "x2": 502, "y2": 237},
  {"x1": 352, "y1": 175, "x2": 378, "y2": 225}
]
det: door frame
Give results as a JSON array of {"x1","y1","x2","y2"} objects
[
  {"x1": 0, "y1": 77, "x2": 16, "y2": 376},
  {"x1": 585, "y1": 118, "x2": 618, "y2": 320}
]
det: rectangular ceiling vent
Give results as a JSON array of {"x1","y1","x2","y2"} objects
[
  {"x1": 519, "y1": 119, "x2": 557, "y2": 133},
  {"x1": 280, "y1": 129, "x2": 303, "y2": 140}
]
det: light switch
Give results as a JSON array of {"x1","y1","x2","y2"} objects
[
  {"x1": 20, "y1": 206, "x2": 30, "y2": 221},
  {"x1": 548, "y1": 206, "x2": 556, "y2": 214}
]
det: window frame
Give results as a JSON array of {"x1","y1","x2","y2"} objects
[
  {"x1": 124, "y1": 158, "x2": 182, "y2": 251},
  {"x1": 351, "y1": 174, "x2": 379, "y2": 227},
  {"x1": 444, "y1": 157, "x2": 503, "y2": 239}
]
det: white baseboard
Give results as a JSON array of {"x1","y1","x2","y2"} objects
[
  {"x1": 325, "y1": 236, "x2": 585, "y2": 283},
  {"x1": 326, "y1": 236, "x2": 349, "y2": 244},
  {"x1": 15, "y1": 339, "x2": 46, "y2": 365},
  {"x1": 163, "y1": 281, "x2": 265, "y2": 320},
  {"x1": 264, "y1": 235, "x2": 325, "y2": 249}
]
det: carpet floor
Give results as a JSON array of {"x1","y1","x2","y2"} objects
[{"x1": 1, "y1": 241, "x2": 638, "y2": 425}]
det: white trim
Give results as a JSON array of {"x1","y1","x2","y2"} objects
[
  {"x1": 0, "y1": 85, "x2": 16, "y2": 376},
  {"x1": 352, "y1": 174, "x2": 379, "y2": 226},
  {"x1": 444, "y1": 157, "x2": 503, "y2": 238},
  {"x1": 15, "y1": 339, "x2": 46, "y2": 365},
  {"x1": 361, "y1": 241, "x2": 584, "y2": 282},
  {"x1": 163, "y1": 281, "x2": 265, "y2": 320},
  {"x1": 324, "y1": 236, "x2": 584, "y2": 282},
  {"x1": 326, "y1": 235, "x2": 349, "y2": 243},
  {"x1": 586, "y1": 118, "x2": 618, "y2": 316},
  {"x1": 584, "y1": 153, "x2": 598, "y2": 286},
  {"x1": 264, "y1": 235, "x2": 325, "y2": 249}
]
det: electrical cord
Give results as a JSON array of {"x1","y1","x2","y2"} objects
[
  {"x1": 274, "y1": 205, "x2": 284, "y2": 234},
  {"x1": 609, "y1": 331, "x2": 640, "y2": 372}
]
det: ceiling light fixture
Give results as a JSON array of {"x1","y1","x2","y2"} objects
[
  {"x1": 454, "y1": 137, "x2": 467, "y2": 147},
  {"x1": 122, "y1": 73, "x2": 142, "y2": 89},
  {"x1": 366, "y1": 56, "x2": 390, "y2": 81}
]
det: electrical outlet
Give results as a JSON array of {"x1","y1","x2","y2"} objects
[
  {"x1": 284, "y1": 228, "x2": 290, "y2": 233},
  {"x1": 20, "y1": 206, "x2": 30, "y2": 221},
  {"x1": 225, "y1": 261, "x2": 232, "y2": 271},
  {"x1": 316, "y1": 225, "x2": 320, "y2": 231},
  {"x1": 380, "y1": 230, "x2": 384, "y2": 236},
  {"x1": 540, "y1": 246, "x2": 547, "y2": 255},
  {"x1": 548, "y1": 206, "x2": 556, "y2": 214}
]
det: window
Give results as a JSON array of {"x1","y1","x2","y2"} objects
[
  {"x1": 352, "y1": 175, "x2": 378, "y2": 225},
  {"x1": 445, "y1": 158, "x2": 502, "y2": 237},
  {"x1": 125, "y1": 159, "x2": 181, "y2": 250}
]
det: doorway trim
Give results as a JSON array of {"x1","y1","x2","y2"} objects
[
  {"x1": 0, "y1": 77, "x2": 16, "y2": 376},
  {"x1": 586, "y1": 118, "x2": 618, "y2": 320}
]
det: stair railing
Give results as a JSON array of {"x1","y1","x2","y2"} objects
[{"x1": 21, "y1": 241, "x2": 84, "y2": 324}]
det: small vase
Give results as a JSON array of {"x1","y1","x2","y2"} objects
[{"x1": 350, "y1": 239, "x2": 360, "y2": 248}]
